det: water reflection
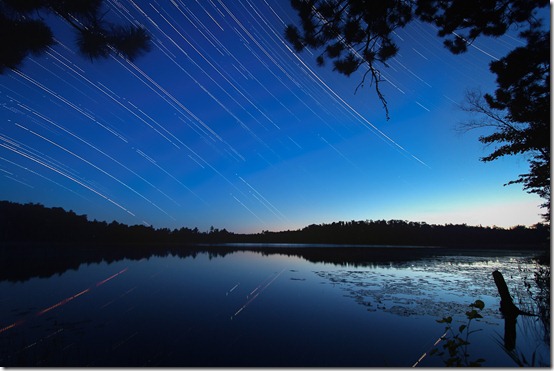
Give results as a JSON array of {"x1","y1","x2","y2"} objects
[
  {"x1": 0, "y1": 245, "x2": 549, "y2": 366},
  {"x1": 1, "y1": 243, "x2": 542, "y2": 283}
]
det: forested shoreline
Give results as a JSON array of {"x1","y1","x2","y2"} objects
[
  {"x1": 0, "y1": 201, "x2": 549, "y2": 282},
  {"x1": 1, "y1": 201, "x2": 549, "y2": 249}
]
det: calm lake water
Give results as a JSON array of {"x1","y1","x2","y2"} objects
[{"x1": 0, "y1": 245, "x2": 549, "y2": 366}]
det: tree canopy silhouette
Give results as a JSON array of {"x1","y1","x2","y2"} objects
[
  {"x1": 0, "y1": 0, "x2": 151, "y2": 73},
  {"x1": 461, "y1": 32, "x2": 550, "y2": 219},
  {"x1": 285, "y1": 0, "x2": 550, "y2": 220},
  {"x1": 285, "y1": 0, "x2": 547, "y2": 118}
]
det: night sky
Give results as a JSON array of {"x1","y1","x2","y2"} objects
[{"x1": 0, "y1": 1, "x2": 548, "y2": 233}]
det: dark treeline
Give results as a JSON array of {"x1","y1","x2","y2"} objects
[
  {"x1": 1, "y1": 201, "x2": 549, "y2": 248},
  {"x1": 243, "y1": 220, "x2": 549, "y2": 248},
  {"x1": 0, "y1": 201, "x2": 549, "y2": 282}
]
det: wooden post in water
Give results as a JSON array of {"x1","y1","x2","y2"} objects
[
  {"x1": 492, "y1": 270, "x2": 520, "y2": 350},
  {"x1": 492, "y1": 270, "x2": 521, "y2": 317}
]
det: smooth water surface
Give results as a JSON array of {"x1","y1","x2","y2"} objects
[{"x1": 0, "y1": 247, "x2": 549, "y2": 366}]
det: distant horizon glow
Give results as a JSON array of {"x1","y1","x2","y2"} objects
[{"x1": 0, "y1": 1, "x2": 547, "y2": 234}]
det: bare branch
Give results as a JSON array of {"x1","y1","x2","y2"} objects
[{"x1": 459, "y1": 89, "x2": 522, "y2": 134}]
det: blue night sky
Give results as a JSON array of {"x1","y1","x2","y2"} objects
[{"x1": 0, "y1": 1, "x2": 548, "y2": 233}]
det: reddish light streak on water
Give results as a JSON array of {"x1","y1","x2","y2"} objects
[
  {"x1": 36, "y1": 288, "x2": 92, "y2": 316},
  {"x1": 0, "y1": 267, "x2": 128, "y2": 334}
]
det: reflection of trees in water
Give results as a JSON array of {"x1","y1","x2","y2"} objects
[
  {"x1": 1, "y1": 244, "x2": 442, "y2": 282},
  {"x1": 0, "y1": 244, "x2": 193, "y2": 282},
  {"x1": 1, "y1": 200, "x2": 548, "y2": 282},
  {"x1": 2, "y1": 242, "x2": 548, "y2": 366},
  {"x1": 1, "y1": 242, "x2": 547, "y2": 283},
  {"x1": 4, "y1": 244, "x2": 546, "y2": 312}
]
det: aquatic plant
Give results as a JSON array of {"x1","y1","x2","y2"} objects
[
  {"x1": 496, "y1": 260, "x2": 551, "y2": 367},
  {"x1": 524, "y1": 259, "x2": 550, "y2": 345},
  {"x1": 431, "y1": 300, "x2": 486, "y2": 367}
]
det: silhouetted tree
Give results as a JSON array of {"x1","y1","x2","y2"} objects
[
  {"x1": 285, "y1": 0, "x2": 414, "y2": 119},
  {"x1": 462, "y1": 67, "x2": 550, "y2": 221},
  {"x1": 285, "y1": 0, "x2": 549, "y2": 219},
  {"x1": 0, "y1": 0, "x2": 151, "y2": 73},
  {"x1": 285, "y1": 0, "x2": 547, "y2": 119},
  {"x1": 481, "y1": 28, "x2": 550, "y2": 221}
]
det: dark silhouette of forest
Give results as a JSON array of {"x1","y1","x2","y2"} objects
[
  {"x1": 1, "y1": 201, "x2": 548, "y2": 248},
  {"x1": 0, "y1": 201, "x2": 550, "y2": 249},
  {"x1": 0, "y1": 200, "x2": 549, "y2": 282}
]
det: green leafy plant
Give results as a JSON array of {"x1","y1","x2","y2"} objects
[{"x1": 431, "y1": 300, "x2": 486, "y2": 367}]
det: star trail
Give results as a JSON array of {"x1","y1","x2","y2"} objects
[{"x1": 0, "y1": 0, "x2": 545, "y2": 233}]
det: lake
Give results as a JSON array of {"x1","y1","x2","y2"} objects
[{"x1": 0, "y1": 245, "x2": 549, "y2": 366}]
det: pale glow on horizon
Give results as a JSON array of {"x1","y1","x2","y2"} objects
[
  {"x1": 386, "y1": 198, "x2": 545, "y2": 229},
  {"x1": 251, "y1": 198, "x2": 545, "y2": 234}
]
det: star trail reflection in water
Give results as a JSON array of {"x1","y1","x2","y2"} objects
[{"x1": 0, "y1": 248, "x2": 549, "y2": 366}]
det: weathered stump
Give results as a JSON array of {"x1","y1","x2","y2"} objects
[
  {"x1": 492, "y1": 270, "x2": 521, "y2": 318},
  {"x1": 492, "y1": 270, "x2": 520, "y2": 350}
]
